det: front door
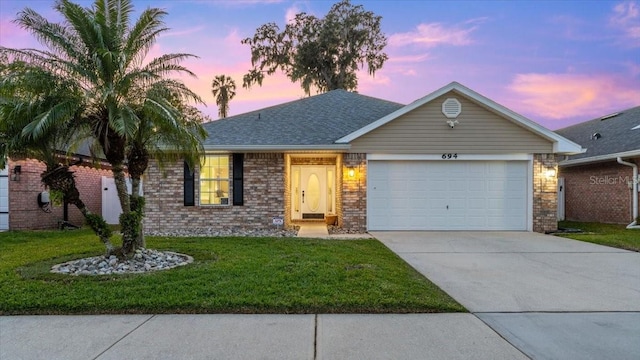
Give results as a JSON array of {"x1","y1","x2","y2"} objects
[{"x1": 291, "y1": 166, "x2": 335, "y2": 220}]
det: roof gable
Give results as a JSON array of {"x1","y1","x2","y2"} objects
[
  {"x1": 347, "y1": 91, "x2": 555, "y2": 154},
  {"x1": 336, "y1": 82, "x2": 584, "y2": 155}
]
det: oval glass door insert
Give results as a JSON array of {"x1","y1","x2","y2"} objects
[{"x1": 307, "y1": 173, "x2": 320, "y2": 212}]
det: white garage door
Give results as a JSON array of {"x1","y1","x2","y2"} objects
[
  {"x1": 0, "y1": 166, "x2": 8, "y2": 230},
  {"x1": 368, "y1": 161, "x2": 528, "y2": 230}
]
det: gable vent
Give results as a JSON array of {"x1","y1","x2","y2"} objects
[{"x1": 442, "y1": 98, "x2": 462, "y2": 119}]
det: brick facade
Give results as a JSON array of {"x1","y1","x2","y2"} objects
[
  {"x1": 341, "y1": 153, "x2": 367, "y2": 232},
  {"x1": 143, "y1": 152, "x2": 561, "y2": 234},
  {"x1": 533, "y1": 154, "x2": 559, "y2": 233},
  {"x1": 7, "y1": 158, "x2": 112, "y2": 230},
  {"x1": 144, "y1": 153, "x2": 286, "y2": 232},
  {"x1": 559, "y1": 158, "x2": 639, "y2": 224}
]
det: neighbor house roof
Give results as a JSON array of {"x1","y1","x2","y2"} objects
[
  {"x1": 202, "y1": 90, "x2": 404, "y2": 151},
  {"x1": 336, "y1": 82, "x2": 584, "y2": 155},
  {"x1": 556, "y1": 105, "x2": 640, "y2": 166}
]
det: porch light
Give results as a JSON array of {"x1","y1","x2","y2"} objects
[
  {"x1": 347, "y1": 167, "x2": 356, "y2": 178},
  {"x1": 11, "y1": 165, "x2": 21, "y2": 181},
  {"x1": 544, "y1": 168, "x2": 556, "y2": 179}
]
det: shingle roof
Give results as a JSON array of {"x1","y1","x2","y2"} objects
[
  {"x1": 555, "y1": 105, "x2": 640, "y2": 161},
  {"x1": 202, "y1": 89, "x2": 404, "y2": 149}
]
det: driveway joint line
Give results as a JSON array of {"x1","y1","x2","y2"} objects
[
  {"x1": 92, "y1": 314, "x2": 155, "y2": 360},
  {"x1": 473, "y1": 313, "x2": 533, "y2": 360},
  {"x1": 473, "y1": 310, "x2": 640, "y2": 314},
  {"x1": 397, "y1": 251, "x2": 629, "y2": 254},
  {"x1": 313, "y1": 314, "x2": 318, "y2": 360}
]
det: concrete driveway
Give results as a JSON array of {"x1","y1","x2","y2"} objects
[{"x1": 373, "y1": 231, "x2": 640, "y2": 360}]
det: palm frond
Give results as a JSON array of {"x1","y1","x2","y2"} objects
[
  {"x1": 124, "y1": 7, "x2": 168, "y2": 68},
  {"x1": 57, "y1": 0, "x2": 105, "y2": 56},
  {"x1": 14, "y1": 7, "x2": 85, "y2": 64},
  {"x1": 21, "y1": 100, "x2": 77, "y2": 140}
]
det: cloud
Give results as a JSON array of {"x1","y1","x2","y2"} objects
[
  {"x1": 227, "y1": 0, "x2": 283, "y2": 3},
  {"x1": 389, "y1": 20, "x2": 481, "y2": 48},
  {"x1": 508, "y1": 73, "x2": 640, "y2": 121},
  {"x1": 162, "y1": 26, "x2": 206, "y2": 38},
  {"x1": 624, "y1": 61, "x2": 640, "y2": 77},
  {"x1": 610, "y1": 1, "x2": 640, "y2": 46},
  {"x1": 356, "y1": 68, "x2": 391, "y2": 89},
  {"x1": 285, "y1": 4, "x2": 300, "y2": 23},
  {"x1": 187, "y1": 0, "x2": 284, "y2": 6},
  {"x1": 388, "y1": 53, "x2": 431, "y2": 63}
]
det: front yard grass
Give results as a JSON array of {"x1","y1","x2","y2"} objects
[
  {"x1": 0, "y1": 229, "x2": 465, "y2": 315},
  {"x1": 557, "y1": 221, "x2": 640, "y2": 252}
]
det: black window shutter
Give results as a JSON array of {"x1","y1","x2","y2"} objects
[
  {"x1": 184, "y1": 161, "x2": 195, "y2": 206},
  {"x1": 232, "y1": 154, "x2": 244, "y2": 206}
]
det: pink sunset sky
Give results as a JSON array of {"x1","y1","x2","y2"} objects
[{"x1": 1, "y1": 0, "x2": 639, "y2": 129}]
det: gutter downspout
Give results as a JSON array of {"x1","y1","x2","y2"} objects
[{"x1": 617, "y1": 157, "x2": 639, "y2": 229}]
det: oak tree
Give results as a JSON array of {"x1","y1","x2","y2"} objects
[{"x1": 242, "y1": 0, "x2": 388, "y2": 95}]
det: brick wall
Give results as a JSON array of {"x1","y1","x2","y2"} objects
[
  {"x1": 142, "y1": 152, "x2": 563, "y2": 234},
  {"x1": 341, "y1": 153, "x2": 367, "y2": 232},
  {"x1": 143, "y1": 153, "x2": 286, "y2": 233},
  {"x1": 8, "y1": 158, "x2": 112, "y2": 230},
  {"x1": 533, "y1": 154, "x2": 558, "y2": 233},
  {"x1": 559, "y1": 158, "x2": 639, "y2": 224}
]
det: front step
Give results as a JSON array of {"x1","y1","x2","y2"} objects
[{"x1": 296, "y1": 223, "x2": 329, "y2": 238}]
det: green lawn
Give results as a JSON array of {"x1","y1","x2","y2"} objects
[
  {"x1": 557, "y1": 221, "x2": 640, "y2": 252},
  {"x1": 0, "y1": 229, "x2": 464, "y2": 315}
]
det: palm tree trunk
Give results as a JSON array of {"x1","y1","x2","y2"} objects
[
  {"x1": 131, "y1": 177, "x2": 145, "y2": 248},
  {"x1": 112, "y1": 162, "x2": 138, "y2": 256},
  {"x1": 41, "y1": 164, "x2": 115, "y2": 255},
  {"x1": 112, "y1": 163, "x2": 131, "y2": 214},
  {"x1": 70, "y1": 197, "x2": 115, "y2": 255}
]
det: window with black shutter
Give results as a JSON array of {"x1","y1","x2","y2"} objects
[
  {"x1": 184, "y1": 161, "x2": 195, "y2": 206},
  {"x1": 232, "y1": 154, "x2": 244, "y2": 206}
]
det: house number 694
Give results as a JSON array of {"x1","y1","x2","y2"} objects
[{"x1": 442, "y1": 153, "x2": 458, "y2": 159}]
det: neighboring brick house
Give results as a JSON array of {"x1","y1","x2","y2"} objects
[
  {"x1": 1, "y1": 156, "x2": 115, "y2": 231},
  {"x1": 556, "y1": 106, "x2": 640, "y2": 227},
  {"x1": 143, "y1": 82, "x2": 582, "y2": 234}
]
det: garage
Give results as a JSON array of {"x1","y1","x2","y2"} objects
[
  {"x1": 367, "y1": 160, "x2": 528, "y2": 230},
  {"x1": 0, "y1": 166, "x2": 8, "y2": 230}
]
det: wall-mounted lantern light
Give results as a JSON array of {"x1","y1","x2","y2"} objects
[
  {"x1": 544, "y1": 168, "x2": 556, "y2": 179},
  {"x1": 11, "y1": 165, "x2": 21, "y2": 181},
  {"x1": 347, "y1": 167, "x2": 356, "y2": 178}
]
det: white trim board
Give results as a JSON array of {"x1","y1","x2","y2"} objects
[
  {"x1": 367, "y1": 153, "x2": 533, "y2": 161},
  {"x1": 559, "y1": 149, "x2": 640, "y2": 167}
]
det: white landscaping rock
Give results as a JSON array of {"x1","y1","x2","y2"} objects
[
  {"x1": 51, "y1": 248, "x2": 193, "y2": 276},
  {"x1": 147, "y1": 227, "x2": 298, "y2": 238}
]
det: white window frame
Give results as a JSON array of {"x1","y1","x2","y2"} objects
[{"x1": 199, "y1": 155, "x2": 230, "y2": 206}]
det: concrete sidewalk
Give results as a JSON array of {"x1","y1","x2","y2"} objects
[{"x1": 0, "y1": 314, "x2": 527, "y2": 360}]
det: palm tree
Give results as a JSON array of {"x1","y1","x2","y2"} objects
[
  {"x1": 0, "y1": 61, "x2": 115, "y2": 253},
  {"x1": 1, "y1": 0, "x2": 204, "y2": 256},
  {"x1": 126, "y1": 88, "x2": 207, "y2": 248},
  {"x1": 211, "y1": 75, "x2": 237, "y2": 118}
]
